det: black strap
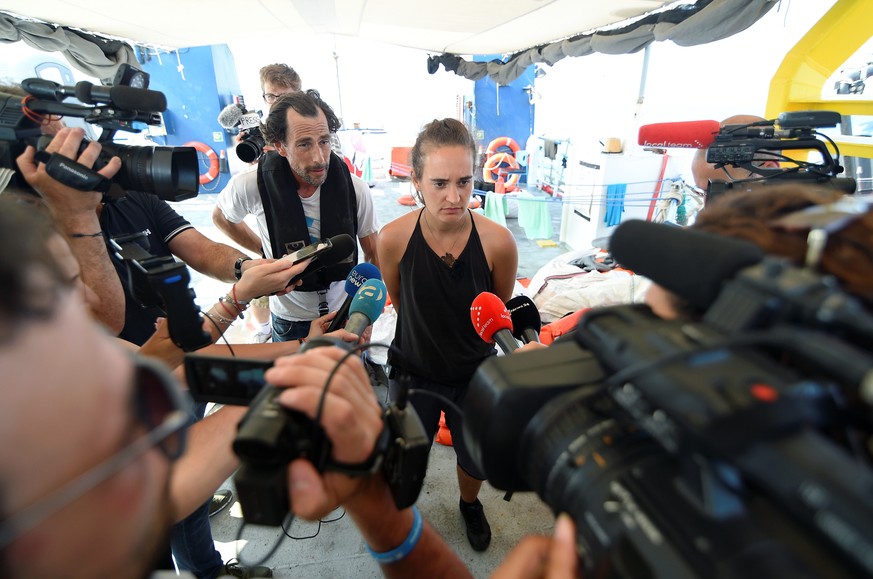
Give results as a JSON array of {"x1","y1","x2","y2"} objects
[{"x1": 35, "y1": 150, "x2": 111, "y2": 193}]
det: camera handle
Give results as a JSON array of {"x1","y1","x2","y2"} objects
[{"x1": 33, "y1": 149, "x2": 127, "y2": 200}]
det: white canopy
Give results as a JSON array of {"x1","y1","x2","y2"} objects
[{"x1": 0, "y1": 0, "x2": 776, "y2": 83}]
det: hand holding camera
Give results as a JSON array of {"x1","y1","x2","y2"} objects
[
  {"x1": 264, "y1": 346, "x2": 385, "y2": 520},
  {"x1": 16, "y1": 127, "x2": 120, "y2": 221}
]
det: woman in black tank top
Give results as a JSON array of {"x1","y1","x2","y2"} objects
[{"x1": 377, "y1": 119, "x2": 518, "y2": 551}]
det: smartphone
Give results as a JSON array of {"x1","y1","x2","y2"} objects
[
  {"x1": 184, "y1": 354, "x2": 274, "y2": 405},
  {"x1": 283, "y1": 238, "x2": 333, "y2": 265}
]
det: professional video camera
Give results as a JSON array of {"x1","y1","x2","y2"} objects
[
  {"x1": 110, "y1": 231, "x2": 211, "y2": 352},
  {"x1": 0, "y1": 66, "x2": 199, "y2": 201},
  {"x1": 705, "y1": 111, "x2": 855, "y2": 198},
  {"x1": 638, "y1": 111, "x2": 857, "y2": 202},
  {"x1": 217, "y1": 102, "x2": 265, "y2": 163},
  {"x1": 465, "y1": 219, "x2": 873, "y2": 578},
  {"x1": 184, "y1": 331, "x2": 431, "y2": 526}
]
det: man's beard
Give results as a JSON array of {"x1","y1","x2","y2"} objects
[{"x1": 293, "y1": 161, "x2": 329, "y2": 187}]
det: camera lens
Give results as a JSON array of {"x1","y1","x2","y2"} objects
[
  {"x1": 236, "y1": 132, "x2": 265, "y2": 163},
  {"x1": 100, "y1": 142, "x2": 199, "y2": 201}
]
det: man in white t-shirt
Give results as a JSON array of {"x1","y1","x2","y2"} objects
[{"x1": 214, "y1": 89, "x2": 379, "y2": 342}]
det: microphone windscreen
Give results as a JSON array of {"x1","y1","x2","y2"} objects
[
  {"x1": 349, "y1": 279, "x2": 387, "y2": 322},
  {"x1": 217, "y1": 103, "x2": 246, "y2": 129},
  {"x1": 288, "y1": 234, "x2": 355, "y2": 284},
  {"x1": 610, "y1": 220, "x2": 764, "y2": 310},
  {"x1": 323, "y1": 233, "x2": 355, "y2": 264},
  {"x1": 73, "y1": 81, "x2": 95, "y2": 105},
  {"x1": 506, "y1": 295, "x2": 541, "y2": 339},
  {"x1": 637, "y1": 120, "x2": 721, "y2": 148},
  {"x1": 109, "y1": 85, "x2": 167, "y2": 112},
  {"x1": 470, "y1": 292, "x2": 513, "y2": 343},
  {"x1": 344, "y1": 262, "x2": 381, "y2": 296}
]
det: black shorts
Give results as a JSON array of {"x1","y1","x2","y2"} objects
[{"x1": 389, "y1": 374, "x2": 485, "y2": 481}]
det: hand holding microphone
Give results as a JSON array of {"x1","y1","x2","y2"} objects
[
  {"x1": 326, "y1": 263, "x2": 382, "y2": 333},
  {"x1": 344, "y1": 279, "x2": 388, "y2": 338},
  {"x1": 470, "y1": 292, "x2": 519, "y2": 353}
]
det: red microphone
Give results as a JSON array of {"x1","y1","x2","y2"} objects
[
  {"x1": 637, "y1": 120, "x2": 721, "y2": 149},
  {"x1": 470, "y1": 292, "x2": 519, "y2": 353}
]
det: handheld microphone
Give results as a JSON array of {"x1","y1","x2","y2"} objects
[
  {"x1": 345, "y1": 279, "x2": 388, "y2": 337},
  {"x1": 73, "y1": 81, "x2": 167, "y2": 112},
  {"x1": 609, "y1": 219, "x2": 764, "y2": 310},
  {"x1": 326, "y1": 263, "x2": 382, "y2": 333},
  {"x1": 218, "y1": 103, "x2": 261, "y2": 132},
  {"x1": 637, "y1": 120, "x2": 721, "y2": 149},
  {"x1": 506, "y1": 295, "x2": 542, "y2": 344},
  {"x1": 471, "y1": 292, "x2": 518, "y2": 353},
  {"x1": 287, "y1": 233, "x2": 355, "y2": 286},
  {"x1": 217, "y1": 103, "x2": 246, "y2": 129}
]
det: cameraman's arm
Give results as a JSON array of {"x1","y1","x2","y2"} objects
[
  {"x1": 267, "y1": 349, "x2": 471, "y2": 579},
  {"x1": 169, "y1": 404, "x2": 247, "y2": 522},
  {"x1": 212, "y1": 205, "x2": 262, "y2": 254},
  {"x1": 16, "y1": 128, "x2": 125, "y2": 334},
  {"x1": 168, "y1": 228, "x2": 251, "y2": 282},
  {"x1": 344, "y1": 478, "x2": 473, "y2": 579}
]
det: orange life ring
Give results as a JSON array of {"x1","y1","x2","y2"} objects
[
  {"x1": 398, "y1": 193, "x2": 418, "y2": 206},
  {"x1": 483, "y1": 152, "x2": 521, "y2": 188},
  {"x1": 486, "y1": 136, "x2": 520, "y2": 157},
  {"x1": 184, "y1": 141, "x2": 219, "y2": 184}
]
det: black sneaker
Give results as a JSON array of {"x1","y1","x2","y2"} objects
[
  {"x1": 459, "y1": 498, "x2": 491, "y2": 551},
  {"x1": 219, "y1": 558, "x2": 273, "y2": 578},
  {"x1": 209, "y1": 489, "x2": 233, "y2": 517}
]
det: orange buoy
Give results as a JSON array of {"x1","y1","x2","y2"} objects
[{"x1": 183, "y1": 141, "x2": 219, "y2": 184}]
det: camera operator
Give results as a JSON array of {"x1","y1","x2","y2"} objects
[
  {"x1": 690, "y1": 114, "x2": 781, "y2": 193},
  {"x1": 16, "y1": 126, "x2": 265, "y2": 345},
  {"x1": 0, "y1": 197, "x2": 480, "y2": 579},
  {"x1": 15, "y1": 125, "x2": 284, "y2": 577}
]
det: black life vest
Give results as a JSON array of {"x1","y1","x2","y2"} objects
[{"x1": 256, "y1": 151, "x2": 358, "y2": 292}]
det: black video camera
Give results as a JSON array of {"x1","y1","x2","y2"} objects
[
  {"x1": 465, "y1": 223, "x2": 873, "y2": 578},
  {"x1": 184, "y1": 339, "x2": 431, "y2": 526},
  {"x1": 217, "y1": 103, "x2": 265, "y2": 163},
  {"x1": 703, "y1": 110, "x2": 856, "y2": 201},
  {"x1": 111, "y1": 231, "x2": 211, "y2": 352},
  {"x1": 234, "y1": 109, "x2": 265, "y2": 164},
  {"x1": 0, "y1": 68, "x2": 199, "y2": 201}
]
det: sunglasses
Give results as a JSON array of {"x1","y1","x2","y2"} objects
[{"x1": 0, "y1": 354, "x2": 190, "y2": 548}]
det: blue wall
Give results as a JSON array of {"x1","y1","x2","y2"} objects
[
  {"x1": 473, "y1": 55, "x2": 535, "y2": 183},
  {"x1": 138, "y1": 45, "x2": 241, "y2": 194}
]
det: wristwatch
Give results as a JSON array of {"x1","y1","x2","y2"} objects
[{"x1": 234, "y1": 256, "x2": 252, "y2": 280}]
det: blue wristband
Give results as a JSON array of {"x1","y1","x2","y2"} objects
[{"x1": 365, "y1": 505, "x2": 423, "y2": 564}]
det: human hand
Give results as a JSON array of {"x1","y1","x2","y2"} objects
[
  {"x1": 264, "y1": 347, "x2": 383, "y2": 520},
  {"x1": 235, "y1": 257, "x2": 311, "y2": 301},
  {"x1": 137, "y1": 317, "x2": 185, "y2": 371},
  {"x1": 491, "y1": 514, "x2": 578, "y2": 579},
  {"x1": 516, "y1": 342, "x2": 547, "y2": 353},
  {"x1": 306, "y1": 311, "x2": 359, "y2": 345},
  {"x1": 16, "y1": 127, "x2": 121, "y2": 224}
]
